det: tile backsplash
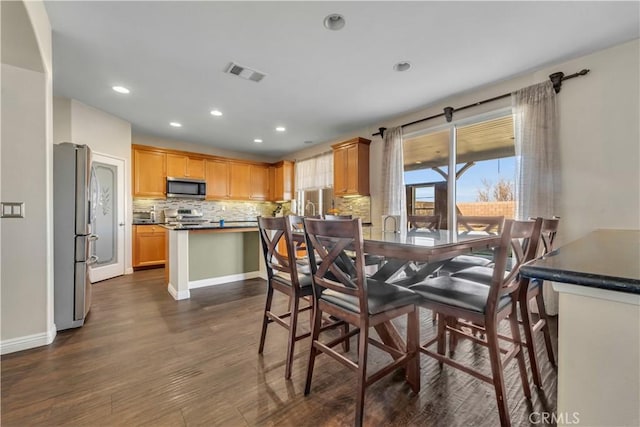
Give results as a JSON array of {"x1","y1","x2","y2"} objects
[
  {"x1": 133, "y1": 195, "x2": 370, "y2": 223},
  {"x1": 334, "y1": 196, "x2": 371, "y2": 223},
  {"x1": 133, "y1": 199, "x2": 279, "y2": 222}
]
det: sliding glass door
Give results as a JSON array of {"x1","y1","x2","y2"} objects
[{"x1": 403, "y1": 109, "x2": 515, "y2": 230}]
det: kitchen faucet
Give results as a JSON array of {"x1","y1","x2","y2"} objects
[
  {"x1": 305, "y1": 200, "x2": 316, "y2": 216},
  {"x1": 383, "y1": 215, "x2": 398, "y2": 233}
]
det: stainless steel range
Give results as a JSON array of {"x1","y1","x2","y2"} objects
[{"x1": 163, "y1": 208, "x2": 208, "y2": 225}]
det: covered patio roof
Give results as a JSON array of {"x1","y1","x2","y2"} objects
[{"x1": 403, "y1": 115, "x2": 515, "y2": 171}]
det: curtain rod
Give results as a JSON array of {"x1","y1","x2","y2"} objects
[{"x1": 373, "y1": 69, "x2": 590, "y2": 138}]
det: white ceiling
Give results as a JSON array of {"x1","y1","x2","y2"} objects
[{"x1": 45, "y1": 1, "x2": 639, "y2": 158}]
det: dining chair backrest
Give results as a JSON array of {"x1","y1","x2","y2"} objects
[
  {"x1": 540, "y1": 217, "x2": 560, "y2": 255},
  {"x1": 258, "y1": 216, "x2": 303, "y2": 289},
  {"x1": 407, "y1": 214, "x2": 441, "y2": 232},
  {"x1": 486, "y1": 219, "x2": 543, "y2": 312},
  {"x1": 324, "y1": 214, "x2": 353, "y2": 220},
  {"x1": 458, "y1": 215, "x2": 504, "y2": 235},
  {"x1": 303, "y1": 218, "x2": 367, "y2": 314}
]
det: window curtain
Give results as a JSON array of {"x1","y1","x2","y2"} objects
[
  {"x1": 512, "y1": 80, "x2": 560, "y2": 315},
  {"x1": 381, "y1": 126, "x2": 407, "y2": 232},
  {"x1": 295, "y1": 152, "x2": 333, "y2": 191}
]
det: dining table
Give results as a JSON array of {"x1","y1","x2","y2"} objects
[{"x1": 337, "y1": 226, "x2": 503, "y2": 391}]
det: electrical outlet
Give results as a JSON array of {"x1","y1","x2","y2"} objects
[{"x1": 1, "y1": 202, "x2": 25, "y2": 218}]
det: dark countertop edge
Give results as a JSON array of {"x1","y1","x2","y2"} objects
[
  {"x1": 160, "y1": 224, "x2": 258, "y2": 231},
  {"x1": 520, "y1": 265, "x2": 640, "y2": 295}
]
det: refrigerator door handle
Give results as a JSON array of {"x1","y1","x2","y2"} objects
[
  {"x1": 89, "y1": 234, "x2": 99, "y2": 241},
  {"x1": 88, "y1": 255, "x2": 99, "y2": 266}
]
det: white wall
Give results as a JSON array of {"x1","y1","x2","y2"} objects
[
  {"x1": 1, "y1": 0, "x2": 54, "y2": 353},
  {"x1": 286, "y1": 39, "x2": 640, "y2": 245}
]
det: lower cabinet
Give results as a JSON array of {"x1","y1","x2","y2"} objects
[{"x1": 133, "y1": 225, "x2": 166, "y2": 268}]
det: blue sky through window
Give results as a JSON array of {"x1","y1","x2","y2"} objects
[{"x1": 405, "y1": 156, "x2": 515, "y2": 202}]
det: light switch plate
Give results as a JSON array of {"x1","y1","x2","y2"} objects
[{"x1": 1, "y1": 202, "x2": 25, "y2": 218}]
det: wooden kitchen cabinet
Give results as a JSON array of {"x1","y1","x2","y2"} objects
[
  {"x1": 166, "y1": 153, "x2": 205, "y2": 179},
  {"x1": 133, "y1": 147, "x2": 166, "y2": 198},
  {"x1": 250, "y1": 165, "x2": 269, "y2": 200},
  {"x1": 270, "y1": 160, "x2": 294, "y2": 201},
  {"x1": 133, "y1": 225, "x2": 166, "y2": 268},
  {"x1": 205, "y1": 159, "x2": 231, "y2": 199},
  {"x1": 229, "y1": 162, "x2": 251, "y2": 199},
  {"x1": 332, "y1": 137, "x2": 370, "y2": 197}
]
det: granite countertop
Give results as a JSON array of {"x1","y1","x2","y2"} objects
[
  {"x1": 161, "y1": 220, "x2": 258, "y2": 231},
  {"x1": 520, "y1": 229, "x2": 640, "y2": 295}
]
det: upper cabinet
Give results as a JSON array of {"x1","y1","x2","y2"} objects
[
  {"x1": 250, "y1": 165, "x2": 269, "y2": 201},
  {"x1": 166, "y1": 153, "x2": 205, "y2": 179},
  {"x1": 133, "y1": 147, "x2": 166, "y2": 198},
  {"x1": 132, "y1": 144, "x2": 291, "y2": 202},
  {"x1": 332, "y1": 137, "x2": 371, "y2": 197},
  {"x1": 205, "y1": 159, "x2": 230, "y2": 200},
  {"x1": 271, "y1": 161, "x2": 294, "y2": 201},
  {"x1": 229, "y1": 162, "x2": 251, "y2": 199}
]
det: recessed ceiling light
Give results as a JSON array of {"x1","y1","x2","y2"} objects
[
  {"x1": 210, "y1": 110, "x2": 223, "y2": 116},
  {"x1": 275, "y1": 126, "x2": 286, "y2": 132},
  {"x1": 393, "y1": 61, "x2": 412, "y2": 72},
  {"x1": 112, "y1": 85, "x2": 130, "y2": 94},
  {"x1": 415, "y1": 161, "x2": 422, "y2": 164},
  {"x1": 254, "y1": 139, "x2": 263, "y2": 143},
  {"x1": 169, "y1": 122, "x2": 182, "y2": 128},
  {"x1": 323, "y1": 14, "x2": 345, "y2": 31}
]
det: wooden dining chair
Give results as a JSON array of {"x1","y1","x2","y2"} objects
[
  {"x1": 303, "y1": 218, "x2": 421, "y2": 427},
  {"x1": 409, "y1": 219, "x2": 540, "y2": 427},
  {"x1": 258, "y1": 216, "x2": 332, "y2": 379},
  {"x1": 518, "y1": 216, "x2": 560, "y2": 386},
  {"x1": 450, "y1": 217, "x2": 556, "y2": 389},
  {"x1": 438, "y1": 215, "x2": 504, "y2": 275},
  {"x1": 407, "y1": 214, "x2": 441, "y2": 232}
]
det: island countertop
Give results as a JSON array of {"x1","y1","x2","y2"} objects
[
  {"x1": 520, "y1": 229, "x2": 640, "y2": 295},
  {"x1": 161, "y1": 221, "x2": 258, "y2": 231}
]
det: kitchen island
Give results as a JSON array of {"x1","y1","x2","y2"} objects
[
  {"x1": 164, "y1": 222, "x2": 263, "y2": 300},
  {"x1": 521, "y1": 229, "x2": 640, "y2": 427}
]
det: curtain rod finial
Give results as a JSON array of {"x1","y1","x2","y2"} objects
[
  {"x1": 549, "y1": 71, "x2": 565, "y2": 93},
  {"x1": 444, "y1": 106, "x2": 454, "y2": 122}
]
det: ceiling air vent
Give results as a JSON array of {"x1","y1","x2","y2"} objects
[{"x1": 225, "y1": 62, "x2": 266, "y2": 82}]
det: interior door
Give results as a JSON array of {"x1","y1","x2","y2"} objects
[{"x1": 89, "y1": 153, "x2": 125, "y2": 282}]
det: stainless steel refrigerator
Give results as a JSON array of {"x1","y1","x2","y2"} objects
[{"x1": 54, "y1": 143, "x2": 99, "y2": 331}]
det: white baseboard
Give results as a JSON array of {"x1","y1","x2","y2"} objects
[
  {"x1": 258, "y1": 271, "x2": 268, "y2": 280},
  {"x1": 189, "y1": 271, "x2": 260, "y2": 290},
  {"x1": 1, "y1": 325, "x2": 56, "y2": 355},
  {"x1": 167, "y1": 283, "x2": 190, "y2": 300},
  {"x1": 125, "y1": 267, "x2": 134, "y2": 275}
]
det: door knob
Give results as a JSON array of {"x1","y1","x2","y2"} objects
[{"x1": 119, "y1": 223, "x2": 125, "y2": 226}]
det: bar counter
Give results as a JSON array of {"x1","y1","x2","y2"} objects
[{"x1": 521, "y1": 229, "x2": 640, "y2": 427}]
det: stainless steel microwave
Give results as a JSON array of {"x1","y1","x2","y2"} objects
[{"x1": 166, "y1": 177, "x2": 206, "y2": 199}]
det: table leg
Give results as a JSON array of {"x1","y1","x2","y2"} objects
[{"x1": 405, "y1": 307, "x2": 421, "y2": 392}]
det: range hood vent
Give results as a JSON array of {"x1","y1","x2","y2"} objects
[{"x1": 225, "y1": 62, "x2": 266, "y2": 82}]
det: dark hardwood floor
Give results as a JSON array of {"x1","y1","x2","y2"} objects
[{"x1": 1, "y1": 269, "x2": 557, "y2": 426}]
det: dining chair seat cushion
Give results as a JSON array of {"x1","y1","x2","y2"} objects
[
  {"x1": 450, "y1": 266, "x2": 503, "y2": 285},
  {"x1": 451, "y1": 265, "x2": 535, "y2": 288},
  {"x1": 321, "y1": 279, "x2": 420, "y2": 315},
  {"x1": 439, "y1": 255, "x2": 493, "y2": 275},
  {"x1": 273, "y1": 271, "x2": 313, "y2": 288},
  {"x1": 364, "y1": 254, "x2": 385, "y2": 266},
  {"x1": 409, "y1": 276, "x2": 512, "y2": 314}
]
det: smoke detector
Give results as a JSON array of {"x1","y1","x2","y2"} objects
[{"x1": 225, "y1": 62, "x2": 266, "y2": 82}]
